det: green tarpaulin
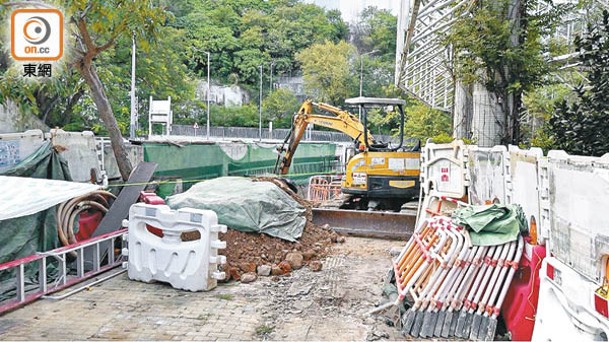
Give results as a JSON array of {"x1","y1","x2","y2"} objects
[
  {"x1": 0, "y1": 141, "x2": 72, "y2": 264},
  {"x1": 166, "y1": 177, "x2": 306, "y2": 242},
  {"x1": 452, "y1": 204, "x2": 527, "y2": 246},
  {"x1": 0, "y1": 141, "x2": 73, "y2": 292}
]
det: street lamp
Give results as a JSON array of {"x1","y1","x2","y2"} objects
[
  {"x1": 129, "y1": 34, "x2": 137, "y2": 139},
  {"x1": 269, "y1": 61, "x2": 275, "y2": 93},
  {"x1": 204, "y1": 51, "x2": 211, "y2": 140},
  {"x1": 359, "y1": 50, "x2": 379, "y2": 120},
  {"x1": 259, "y1": 64, "x2": 263, "y2": 141},
  {"x1": 194, "y1": 48, "x2": 211, "y2": 139}
]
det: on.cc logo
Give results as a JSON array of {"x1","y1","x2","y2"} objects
[{"x1": 11, "y1": 8, "x2": 63, "y2": 61}]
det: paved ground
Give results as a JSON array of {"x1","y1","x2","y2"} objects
[{"x1": 0, "y1": 237, "x2": 407, "y2": 341}]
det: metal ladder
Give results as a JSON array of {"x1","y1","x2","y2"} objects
[{"x1": 0, "y1": 228, "x2": 127, "y2": 315}]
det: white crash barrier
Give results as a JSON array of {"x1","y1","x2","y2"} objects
[
  {"x1": 530, "y1": 151, "x2": 609, "y2": 341},
  {"x1": 533, "y1": 257, "x2": 609, "y2": 341},
  {"x1": 506, "y1": 146, "x2": 546, "y2": 245},
  {"x1": 127, "y1": 203, "x2": 227, "y2": 291},
  {"x1": 417, "y1": 141, "x2": 470, "y2": 231},
  {"x1": 466, "y1": 145, "x2": 508, "y2": 205},
  {"x1": 421, "y1": 140, "x2": 469, "y2": 199},
  {"x1": 546, "y1": 151, "x2": 609, "y2": 282}
]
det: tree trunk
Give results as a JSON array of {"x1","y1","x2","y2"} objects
[
  {"x1": 472, "y1": 82, "x2": 503, "y2": 147},
  {"x1": 77, "y1": 61, "x2": 133, "y2": 180},
  {"x1": 453, "y1": 81, "x2": 473, "y2": 139},
  {"x1": 505, "y1": 0, "x2": 521, "y2": 145}
]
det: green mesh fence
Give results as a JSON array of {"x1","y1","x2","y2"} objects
[{"x1": 143, "y1": 141, "x2": 338, "y2": 196}]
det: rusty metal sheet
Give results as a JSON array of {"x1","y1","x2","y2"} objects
[{"x1": 312, "y1": 208, "x2": 416, "y2": 240}]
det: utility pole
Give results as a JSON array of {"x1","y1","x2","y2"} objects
[
  {"x1": 129, "y1": 35, "x2": 137, "y2": 139},
  {"x1": 359, "y1": 50, "x2": 378, "y2": 120},
  {"x1": 259, "y1": 64, "x2": 263, "y2": 141},
  {"x1": 205, "y1": 51, "x2": 211, "y2": 140},
  {"x1": 270, "y1": 61, "x2": 275, "y2": 93}
]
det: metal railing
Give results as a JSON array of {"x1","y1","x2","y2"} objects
[{"x1": 170, "y1": 125, "x2": 392, "y2": 143}]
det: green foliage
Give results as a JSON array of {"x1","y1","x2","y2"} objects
[
  {"x1": 262, "y1": 88, "x2": 300, "y2": 128},
  {"x1": 352, "y1": 7, "x2": 397, "y2": 61},
  {"x1": 520, "y1": 84, "x2": 572, "y2": 147},
  {"x1": 296, "y1": 40, "x2": 356, "y2": 104},
  {"x1": 445, "y1": 0, "x2": 571, "y2": 144},
  {"x1": 403, "y1": 102, "x2": 452, "y2": 143},
  {"x1": 549, "y1": 10, "x2": 609, "y2": 156},
  {"x1": 1, "y1": 0, "x2": 348, "y2": 133},
  {"x1": 446, "y1": 0, "x2": 567, "y2": 93},
  {"x1": 210, "y1": 104, "x2": 260, "y2": 127},
  {"x1": 180, "y1": 0, "x2": 348, "y2": 85}
]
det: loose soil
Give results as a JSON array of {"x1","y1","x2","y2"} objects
[{"x1": 218, "y1": 177, "x2": 341, "y2": 280}]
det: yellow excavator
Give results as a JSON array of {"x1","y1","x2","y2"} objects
[{"x1": 274, "y1": 97, "x2": 421, "y2": 211}]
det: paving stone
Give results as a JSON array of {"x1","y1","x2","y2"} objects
[{"x1": 0, "y1": 237, "x2": 405, "y2": 341}]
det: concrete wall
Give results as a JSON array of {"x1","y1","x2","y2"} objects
[
  {"x1": 197, "y1": 81, "x2": 251, "y2": 107},
  {"x1": 0, "y1": 101, "x2": 48, "y2": 134},
  {"x1": 0, "y1": 129, "x2": 46, "y2": 173}
]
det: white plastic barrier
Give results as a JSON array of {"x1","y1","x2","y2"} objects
[
  {"x1": 531, "y1": 151, "x2": 609, "y2": 341},
  {"x1": 546, "y1": 151, "x2": 609, "y2": 283},
  {"x1": 466, "y1": 145, "x2": 508, "y2": 205},
  {"x1": 506, "y1": 145, "x2": 547, "y2": 245},
  {"x1": 127, "y1": 203, "x2": 227, "y2": 291},
  {"x1": 533, "y1": 257, "x2": 609, "y2": 341},
  {"x1": 421, "y1": 140, "x2": 469, "y2": 198},
  {"x1": 48, "y1": 129, "x2": 102, "y2": 183}
]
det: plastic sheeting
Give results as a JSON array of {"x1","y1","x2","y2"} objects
[
  {"x1": 166, "y1": 177, "x2": 306, "y2": 242},
  {"x1": 0, "y1": 141, "x2": 86, "y2": 285},
  {"x1": 0, "y1": 176, "x2": 100, "y2": 221},
  {"x1": 453, "y1": 203, "x2": 527, "y2": 246}
]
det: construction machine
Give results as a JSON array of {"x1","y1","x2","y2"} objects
[{"x1": 275, "y1": 97, "x2": 421, "y2": 211}]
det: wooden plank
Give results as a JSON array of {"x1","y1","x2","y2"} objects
[{"x1": 93, "y1": 162, "x2": 157, "y2": 236}]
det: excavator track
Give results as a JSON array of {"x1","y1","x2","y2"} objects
[{"x1": 312, "y1": 208, "x2": 417, "y2": 240}]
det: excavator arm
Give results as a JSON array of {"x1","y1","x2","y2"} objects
[{"x1": 274, "y1": 100, "x2": 376, "y2": 175}]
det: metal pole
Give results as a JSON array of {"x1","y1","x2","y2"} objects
[
  {"x1": 359, "y1": 56, "x2": 364, "y2": 98},
  {"x1": 259, "y1": 64, "x2": 263, "y2": 141},
  {"x1": 129, "y1": 35, "x2": 137, "y2": 139},
  {"x1": 358, "y1": 50, "x2": 378, "y2": 120},
  {"x1": 359, "y1": 55, "x2": 364, "y2": 121},
  {"x1": 270, "y1": 61, "x2": 275, "y2": 93},
  {"x1": 206, "y1": 51, "x2": 210, "y2": 140}
]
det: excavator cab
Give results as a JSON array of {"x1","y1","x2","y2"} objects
[{"x1": 344, "y1": 97, "x2": 407, "y2": 152}]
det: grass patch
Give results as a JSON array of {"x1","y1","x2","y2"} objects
[
  {"x1": 196, "y1": 313, "x2": 211, "y2": 321},
  {"x1": 215, "y1": 293, "x2": 234, "y2": 301},
  {"x1": 255, "y1": 324, "x2": 274, "y2": 336}
]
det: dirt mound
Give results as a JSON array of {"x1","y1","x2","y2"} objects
[{"x1": 219, "y1": 177, "x2": 340, "y2": 280}]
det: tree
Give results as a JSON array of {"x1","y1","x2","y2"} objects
[
  {"x1": 69, "y1": 0, "x2": 166, "y2": 180},
  {"x1": 263, "y1": 88, "x2": 300, "y2": 128},
  {"x1": 296, "y1": 40, "x2": 356, "y2": 104},
  {"x1": 367, "y1": 95, "x2": 452, "y2": 143},
  {"x1": 549, "y1": 10, "x2": 609, "y2": 156},
  {"x1": 350, "y1": 7, "x2": 397, "y2": 98},
  {"x1": 446, "y1": 0, "x2": 569, "y2": 144},
  {"x1": 352, "y1": 6, "x2": 396, "y2": 60}
]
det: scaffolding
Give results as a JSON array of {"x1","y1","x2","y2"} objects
[{"x1": 395, "y1": 0, "x2": 608, "y2": 113}]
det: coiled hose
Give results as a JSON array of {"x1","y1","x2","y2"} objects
[{"x1": 56, "y1": 190, "x2": 116, "y2": 249}]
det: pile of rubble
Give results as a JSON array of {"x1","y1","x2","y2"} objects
[{"x1": 218, "y1": 178, "x2": 344, "y2": 283}]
